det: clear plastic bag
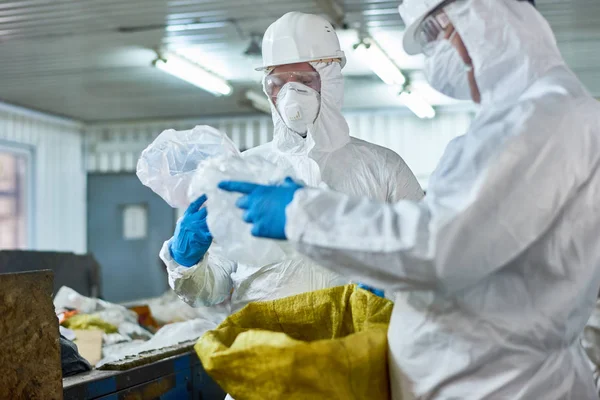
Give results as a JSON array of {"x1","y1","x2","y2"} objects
[
  {"x1": 136, "y1": 124, "x2": 295, "y2": 266},
  {"x1": 54, "y1": 286, "x2": 153, "y2": 344},
  {"x1": 137, "y1": 125, "x2": 240, "y2": 208},
  {"x1": 188, "y1": 154, "x2": 294, "y2": 266},
  {"x1": 54, "y1": 286, "x2": 139, "y2": 326},
  {"x1": 141, "y1": 290, "x2": 230, "y2": 325}
]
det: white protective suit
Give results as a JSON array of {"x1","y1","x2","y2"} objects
[
  {"x1": 582, "y1": 300, "x2": 600, "y2": 396},
  {"x1": 160, "y1": 61, "x2": 424, "y2": 315},
  {"x1": 283, "y1": 1, "x2": 600, "y2": 399}
]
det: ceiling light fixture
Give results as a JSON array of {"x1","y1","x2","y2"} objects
[
  {"x1": 353, "y1": 38, "x2": 406, "y2": 86},
  {"x1": 153, "y1": 51, "x2": 233, "y2": 96},
  {"x1": 353, "y1": 35, "x2": 435, "y2": 119},
  {"x1": 244, "y1": 33, "x2": 263, "y2": 57},
  {"x1": 166, "y1": 22, "x2": 228, "y2": 32},
  {"x1": 399, "y1": 89, "x2": 436, "y2": 119}
]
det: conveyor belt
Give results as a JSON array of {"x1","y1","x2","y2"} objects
[{"x1": 63, "y1": 352, "x2": 226, "y2": 400}]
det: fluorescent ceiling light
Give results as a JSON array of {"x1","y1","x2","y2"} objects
[
  {"x1": 245, "y1": 90, "x2": 271, "y2": 114},
  {"x1": 166, "y1": 22, "x2": 227, "y2": 32},
  {"x1": 354, "y1": 39, "x2": 406, "y2": 86},
  {"x1": 154, "y1": 52, "x2": 232, "y2": 96},
  {"x1": 399, "y1": 90, "x2": 436, "y2": 119},
  {"x1": 362, "y1": 8, "x2": 399, "y2": 16}
]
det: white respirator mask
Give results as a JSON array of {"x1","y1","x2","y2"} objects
[
  {"x1": 275, "y1": 82, "x2": 321, "y2": 136},
  {"x1": 424, "y1": 34, "x2": 473, "y2": 101}
]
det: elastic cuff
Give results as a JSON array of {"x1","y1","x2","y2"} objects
[
  {"x1": 167, "y1": 239, "x2": 176, "y2": 260},
  {"x1": 168, "y1": 240, "x2": 204, "y2": 268}
]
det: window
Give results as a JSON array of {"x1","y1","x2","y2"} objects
[
  {"x1": 0, "y1": 150, "x2": 30, "y2": 249},
  {"x1": 123, "y1": 204, "x2": 148, "y2": 240}
]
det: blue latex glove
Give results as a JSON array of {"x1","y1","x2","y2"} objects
[
  {"x1": 357, "y1": 283, "x2": 385, "y2": 298},
  {"x1": 218, "y1": 177, "x2": 303, "y2": 240},
  {"x1": 169, "y1": 195, "x2": 212, "y2": 267}
]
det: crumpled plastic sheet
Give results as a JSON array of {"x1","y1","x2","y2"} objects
[
  {"x1": 54, "y1": 286, "x2": 153, "y2": 342},
  {"x1": 103, "y1": 333, "x2": 132, "y2": 346},
  {"x1": 118, "y1": 321, "x2": 153, "y2": 341},
  {"x1": 133, "y1": 289, "x2": 230, "y2": 325},
  {"x1": 136, "y1": 125, "x2": 240, "y2": 208},
  {"x1": 54, "y1": 286, "x2": 139, "y2": 326},
  {"x1": 97, "y1": 318, "x2": 218, "y2": 367},
  {"x1": 188, "y1": 154, "x2": 296, "y2": 267},
  {"x1": 582, "y1": 299, "x2": 600, "y2": 395},
  {"x1": 101, "y1": 339, "x2": 147, "y2": 360},
  {"x1": 55, "y1": 287, "x2": 219, "y2": 369},
  {"x1": 135, "y1": 123, "x2": 299, "y2": 266}
]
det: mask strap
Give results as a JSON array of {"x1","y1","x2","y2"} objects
[{"x1": 448, "y1": 31, "x2": 473, "y2": 72}]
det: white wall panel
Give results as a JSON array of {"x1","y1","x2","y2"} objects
[
  {"x1": 85, "y1": 115, "x2": 275, "y2": 174},
  {"x1": 0, "y1": 102, "x2": 86, "y2": 253},
  {"x1": 86, "y1": 110, "x2": 474, "y2": 188},
  {"x1": 346, "y1": 110, "x2": 474, "y2": 187}
]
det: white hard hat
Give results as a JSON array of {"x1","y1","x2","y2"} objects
[
  {"x1": 257, "y1": 12, "x2": 346, "y2": 71},
  {"x1": 399, "y1": 0, "x2": 448, "y2": 55}
]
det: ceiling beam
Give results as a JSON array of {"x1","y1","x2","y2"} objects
[{"x1": 315, "y1": 0, "x2": 345, "y2": 28}]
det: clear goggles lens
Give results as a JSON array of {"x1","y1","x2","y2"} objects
[
  {"x1": 264, "y1": 71, "x2": 321, "y2": 99},
  {"x1": 417, "y1": 9, "x2": 452, "y2": 55}
]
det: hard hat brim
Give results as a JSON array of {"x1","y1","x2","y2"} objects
[
  {"x1": 256, "y1": 54, "x2": 346, "y2": 72},
  {"x1": 400, "y1": 2, "x2": 444, "y2": 56}
]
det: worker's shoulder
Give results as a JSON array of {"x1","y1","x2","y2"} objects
[
  {"x1": 512, "y1": 92, "x2": 598, "y2": 138},
  {"x1": 241, "y1": 142, "x2": 272, "y2": 158},
  {"x1": 345, "y1": 136, "x2": 404, "y2": 162},
  {"x1": 515, "y1": 72, "x2": 597, "y2": 127},
  {"x1": 500, "y1": 85, "x2": 600, "y2": 167}
]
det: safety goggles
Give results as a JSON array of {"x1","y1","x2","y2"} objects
[
  {"x1": 417, "y1": 10, "x2": 453, "y2": 56},
  {"x1": 264, "y1": 71, "x2": 321, "y2": 99},
  {"x1": 416, "y1": 0, "x2": 467, "y2": 56}
]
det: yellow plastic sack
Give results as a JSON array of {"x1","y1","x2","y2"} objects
[
  {"x1": 62, "y1": 314, "x2": 118, "y2": 334},
  {"x1": 195, "y1": 284, "x2": 393, "y2": 400}
]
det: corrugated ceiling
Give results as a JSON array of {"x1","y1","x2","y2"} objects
[{"x1": 0, "y1": 0, "x2": 596, "y2": 121}]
